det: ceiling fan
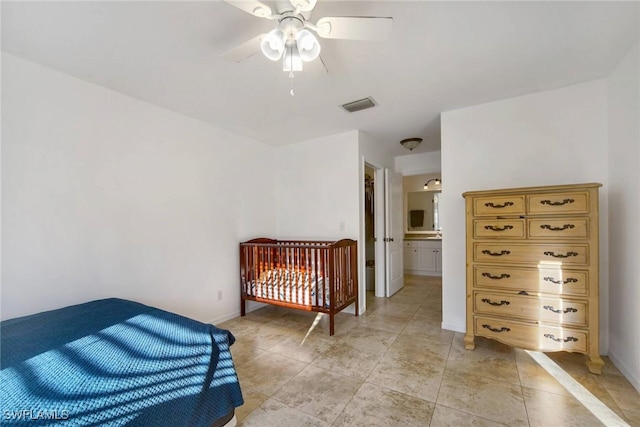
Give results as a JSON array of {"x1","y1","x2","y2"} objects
[{"x1": 220, "y1": 0, "x2": 393, "y2": 75}]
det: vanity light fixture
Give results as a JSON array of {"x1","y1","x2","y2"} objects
[{"x1": 424, "y1": 178, "x2": 441, "y2": 190}]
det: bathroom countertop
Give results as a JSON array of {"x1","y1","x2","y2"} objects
[{"x1": 404, "y1": 236, "x2": 442, "y2": 241}]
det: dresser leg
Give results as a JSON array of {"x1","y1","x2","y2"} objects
[
  {"x1": 586, "y1": 355, "x2": 604, "y2": 375},
  {"x1": 464, "y1": 334, "x2": 475, "y2": 350}
]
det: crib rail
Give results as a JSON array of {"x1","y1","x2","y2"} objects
[{"x1": 239, "y1": 238, "x2": 358, "y2": 335}]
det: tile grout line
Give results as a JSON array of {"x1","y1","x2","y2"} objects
[
  {"x1": 429, "y1": 319, "x2": 454, "y2": 427},
  {"x1": 513, "y1": 349, "x2": 533, "y2": 427}
]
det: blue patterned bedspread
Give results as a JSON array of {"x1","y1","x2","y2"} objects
[{"x1": 0, "y1": 298, "x2": 243, "y2": 426}]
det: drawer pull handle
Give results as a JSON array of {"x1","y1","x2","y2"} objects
[
  {"x1": 482, "y1": 250, "x2": 511, "y2": 256},
  {"x1": 482, "y1": 324, "x2": 511, "y2": 333},
  {"x1": 544, "y1": 251, "x2": 578, "y2": 258},
  {"x1": 481, "y1": 298, "x2": 510, "y2": 306},
  {"x1": 482, "y1": 272, "x2": 511, "y2": 280},
  {"x1": 484, "y1": 201, "x2": 514, "y2": 208},
  {"x1": 484, "y1": 225, "x2": 514, "y2": 231},
  {"x1": 544, "y1": 277, "x2": 579, "y2": 284},
  {"x1": 540, "y1": 198, "x2": 575, "y2": 206},
  {"x1": 543, "y1": 305, "x2": 578, "y2": 314},
  {"x1": 540, "y1": 224, "x2": 575, "y2": 231},
  {"x1": 544, "y1": 333, "x2": 578, "y2": 343},
  {"x1": 518, "y1": 291, "x2": 529, "y2": 295}
]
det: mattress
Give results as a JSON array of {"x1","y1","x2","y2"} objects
[
  {"x1": 0, "y1": 298, "x2": 244, "y2": 426},
  {"x1": 249, "y1": 269, "x2": 330, "y2": 307}
]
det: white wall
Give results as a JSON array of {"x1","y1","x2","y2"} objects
[
  {"x1": 274, "y1": 130, "x2": 361, "y2": 312},
  {"x1": 1, "y1": 54, "x2": 277, "y2": 323},
  {"x1": 359, "y1": 131, "x2": 395, "y2": 172},
  {"x1": 440, "y1": 81, "x2": 610, "y2": 352},
  {"x1": 607, "y1": 43, "x2": 640, "y2": 391},
  {"x1": 276, "y1": 130, "x2": 360, "y2": 240},
  {"x1": 395, "y1": 151, "x2": 441, "y2": 175}
]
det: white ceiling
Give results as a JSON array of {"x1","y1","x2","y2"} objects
[{"x1": 2, "y1": 1, "x2": 638, "y2": 156}]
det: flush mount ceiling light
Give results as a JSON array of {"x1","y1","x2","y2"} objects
[
  {"x1": 400, "y1": 137, "x2": 423, "y2": 151},
  {"x1": 220, "y1": 0, "x2": 393, "y2": 94},
  {"x1": 424, "y1": 178, "x2": 441, "y2": 190}
]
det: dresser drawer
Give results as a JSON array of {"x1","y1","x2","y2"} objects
[
  {"x1": 474, "y1": 266, "x2": 588, "y2": 296},
  {"x1": 474, "y1": 243, "x2": 588, "y2": 265},
  {"x1": 528, "y1": 218, "x2": 589, "y2": 239},
  {"x1": 475, "y1": 316, "x2": 588, "y2": 353},
  {"x1": 527, "y1": 191, "x2": 589, "y2": 215},
  {"x1": 473, "y1": 195, "x2": 525, "y2": 216},
  {"x1": 474, "y1": 219, "x2": 525, "y2": 238},
  {"x1": 474, "y1": 292, "x2": 587, "y2": 326}
]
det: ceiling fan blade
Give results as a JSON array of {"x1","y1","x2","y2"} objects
[
  {"x1": 314, "y1": 17, "x2": 393, "y2": 41},
  {"x1": 289, "y1": 0, "x2": 318, "y2": 13},
  {"x1": 220, "y1": 34, "x2": 264, "y2": 63},
  {"x1": 221, "y1": 0, "x2": 273, "y2": 19}
]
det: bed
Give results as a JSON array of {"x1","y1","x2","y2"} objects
[
  {"x1": 239, "y1": 238, "x2": 359, "y2": 335},
  {"x1": 0, "y1": 298, "x2": 243, "y2": 427}
]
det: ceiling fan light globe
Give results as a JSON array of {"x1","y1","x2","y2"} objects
[
  {"x1": 283, "y1": 42, "x2": 303, "y2": 72},
  {"x1": 296, "y1": 29, "x2": 321, "y2": 62},
  {"x1": 260, "y1": 28, "x2": 286, "y2": 61}
]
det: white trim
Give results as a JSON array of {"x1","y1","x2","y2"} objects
[
  {"x1": 206, "y1": 303, "x2": 264, "y2": 325},
  {"x1": 608, "y1": 348, "x2": 640, "y2": 394},
  {"x1": 441, "y1": 321, "x2": 465, "y2": 333}
]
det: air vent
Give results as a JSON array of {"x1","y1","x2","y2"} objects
[{"x1": 341, "y1": 97, "x2": 377, "y2": 113}]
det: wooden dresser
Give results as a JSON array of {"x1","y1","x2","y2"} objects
[{"x1": 463, "y1": 183, "x2": 603, "y2": 374}]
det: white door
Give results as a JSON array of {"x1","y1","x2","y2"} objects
[{"x1": 385, "y1": 169, "x2": 404, "y2": 296}]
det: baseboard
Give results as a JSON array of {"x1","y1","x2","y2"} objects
[
  {"x1": 207, "y1": 302, "x2": 265, "y2": 325},
  {"x1": 404, "y1": 270, "x2": 442, "y2": 277},
  {"x1": 607, "y1": 349, "x2": 640, "y2": 394},
  {"x1": 208, "y1": 311, "x2": 240, "y2": 325},
  {"x1": 341, "y1": 302, "x2": 359, "y2": 315},
  {"x1": 441, "y1": 320, "x2": 465, "y2": 333}
]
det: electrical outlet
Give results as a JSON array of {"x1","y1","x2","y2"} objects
[
  {"x1": 339, "y1": 221, "x2": 346, "y2": 232},
  {"x1": 217, "y1": 290, "x2": 223, "y2": 301}
]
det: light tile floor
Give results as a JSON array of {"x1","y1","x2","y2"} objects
[{"x1": 219, "y1": 275, "x2": 640, "y2": 426}]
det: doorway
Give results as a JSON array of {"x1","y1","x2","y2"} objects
[
  {"x1": 364, "y1": 165, "x2": 376, "y2": 297},
  {"x1": 361, "y1": 163, "x2": 404, "y2": 302}
]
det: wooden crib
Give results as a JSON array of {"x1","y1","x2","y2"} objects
[{"x1": 239, "y1": 238, "x2": 359, "y2": 335}]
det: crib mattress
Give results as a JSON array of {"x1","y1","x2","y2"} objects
[{"x1": 248, "y1": 269, "x2": 330, "y2": 307}]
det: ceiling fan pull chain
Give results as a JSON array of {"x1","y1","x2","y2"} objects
[{"x1": 289, "y1": 71, "x2": 295, "y2": 96}]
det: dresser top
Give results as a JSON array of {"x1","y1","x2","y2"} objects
[{"x1": 462, "y1": 182, "x2": 602, "y2": 198}]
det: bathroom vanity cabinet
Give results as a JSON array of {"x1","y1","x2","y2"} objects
[{"x1": 403, "y1": 239, "x2": 442, "y2": 276}]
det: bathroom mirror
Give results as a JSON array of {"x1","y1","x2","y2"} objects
[{"x1": 406, "y1": 191, "x2": 441, "y2": 233}]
